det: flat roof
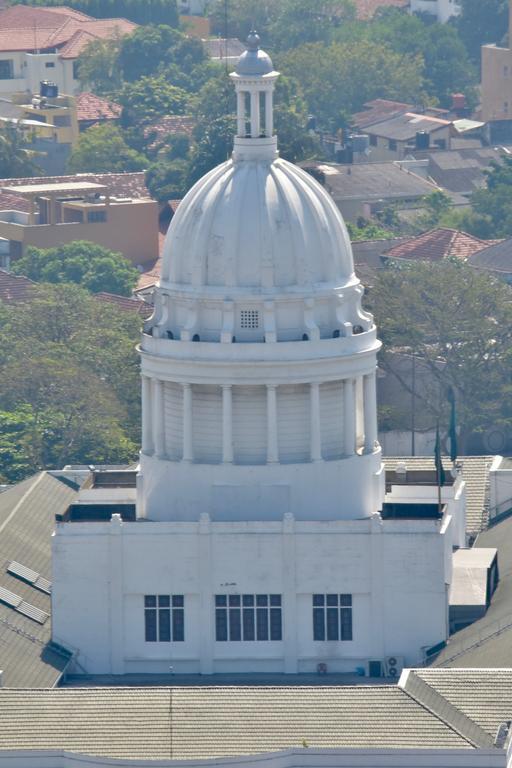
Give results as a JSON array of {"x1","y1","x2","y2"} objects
[
  {"x1": 2, "y1": 181, "x2": 106, "y2": 195},
  {"x1": 453, "y1": 547, "x2": 497, "y2": 569}
]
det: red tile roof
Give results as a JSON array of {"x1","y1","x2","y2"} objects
[
  {"x1": 143, "y1": 116, "x2": 195, "y2": 151},
  {"x1": 76, "y1": 92, "x2": 121, "y2": 123},
  {"x1": 0, "y1": 5, "x2": 136, "y2": 56},
  {"x1": 353, "y1": 0, "x2": 409, "y2": 19},
  {"x1": 383, "y1": 228, "x2": 496, "y2": 262},
  {"x1": 0, "y1": 172, "x2": 150, "y2": 213},
  {"x1": 94, "y1": 291, "x2": 152, "y2": 318},
  {"x1": 0, "y1": 270, "x2": 35, "y2": 303}
]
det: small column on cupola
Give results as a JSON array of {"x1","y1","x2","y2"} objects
[{"x1": 230, "y1": 30, "x2": 279, "y2": 143}]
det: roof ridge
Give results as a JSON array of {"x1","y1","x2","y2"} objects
[{"x1": 399, "y1": 670, "x2": 494, "y2": 748}]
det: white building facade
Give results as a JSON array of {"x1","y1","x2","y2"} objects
[{"x1": 52, "y1": 35, "x2": 463, "y2": 676}]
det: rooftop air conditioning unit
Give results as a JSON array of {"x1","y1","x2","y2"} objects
[{"x1": 384, "y1": 656, "x2": 404, "y2": 678}]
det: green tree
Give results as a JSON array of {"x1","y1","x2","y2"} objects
[
  {"x1": 12, "y1": 241, "x2": 139, "y2": 296},
  {"x1": 282, "y1": 40, "x2": 425, "y2": 130},
  {"x1": 68, "y1": 123, "x2": 147, "y2": 173},
  {"x1": 118, "y1": 75, "x2": 189, "y2": 127},
  {"x1": 455, "y1": 0, "x2": 508, "y2": 64},
  {"x1": 0, "y1": 284, "x2": 142, "y2": 482},
  {"x1": 11, "y1": 0, "x2": 179, "y2": 26},
  {"x1": 76, "y1": 36, "x2": 123, "y2": 95},
  {"x1": 268, "y1": 0, "x2": 356, "y2": 50},
  {"x1": 368, "y1": 260, "x2": 512, "y2": 450},
  {"x1": 146, "y1": 157, "x2": 189, "y2": 202},
  {"x1": 413, "y1": 190, "x2": 453, "y2": 232},
  {"x1": 0, "y1": 123, "x2": 40, "y2": 178}
]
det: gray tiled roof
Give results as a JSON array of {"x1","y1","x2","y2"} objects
[
  {"x1": 413, "y1": 669, "x2": 512, "y2": 738},
  {"x1": 0, "y1": 685, "x2": 471, "y2": 759},
  {"x1": 0, "y1": 473, "x2": 77, "y2": 687},
  {"x1": 468, "y1": 237, "x2": 512, "y2": 275},
  {"x1": 433, "y1": 514, "x2": 512, "y2": 667},
  {"x1": 384, "y1": 456, "x2": 493, "y2": 536},
  {"x1": 305, "y1": 162, "x2": 438, "y2": 202}
]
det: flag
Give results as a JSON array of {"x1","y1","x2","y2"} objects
[
  {"x1": 434, "y1": 422, "x2": 446, "y2": 487},
  {"x1": 447, "y1": 386, "x2": 458, "y2": 464}
]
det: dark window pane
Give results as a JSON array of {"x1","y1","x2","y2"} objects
[
  {"x1": 270, "y1": 608, "x2": 282, "y2": 640},
  {"x1": 313, "y1": 594, "x2": 324, "y2": 606},
  {"x1": 270, "y1": 594, "x2": 281, "y2": 606},
  {"x1": 172, "y1": 595, "x2": 184, "y2": 607},
  {"x1": 229, "y1": 608, "x2": 241, "y2": 640},
  {"x1": 145, "y1": 595, "x2": 157, "y2": 608},
  {"x1": 256, "y1": 594, "x2": 268, "y2": 606},
  {"x1": 158, "y1": 595, "x2": 170, "y2": 607},
  {"x1": 340, "y1": 594, "x2": 352, "y2": 607},
  {"x1": 313, "y1": 608, "x2": 325, "y2": 640},
  {"x1": 340, "y1": 608, "x2": 353, "y2": 641},
  {"x1": 229, "y1": 594, "x2": 241, "y2": 607},
  {"x1": 326, "y1": 594, "x2": 338, "y2": 606},
  {"x1": 243, "y1": 608, "x2": 255, "y2": 640},
  {"x1": 242, "y1": 594, "x2": 254, "y2": 606},
  {"x1": 327, "y1": 608, "x2": 339, "y2": 640},
  {"x1": 256, "y1": 607, "x2": 268, "y2": 640},
  {"x1": 145, "y1": 609, "x2": 157, "y2": 642},
  {"x1": 215, "y1": 595, "x2": 227, "y2": 607},
  {"x1": 216, "y1": 609, "x2": 228, "y2": 641},
  {"x1": 159, "y1": 609, "x2": 171, "y2": 642},
  {"x1": 173, "y1": 609, "x2": 185, "y2": 641}
]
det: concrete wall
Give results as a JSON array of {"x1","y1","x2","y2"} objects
[
  {"x1": 488, "y1": 456, "x2": 512, "y2": 518},
  {"x1": 481, "y1": 45, "x2": 512, "y2": 122},
  {"x1": 410, "y1": 0, "x2": 461, "y2": 22},
  {"x1": 0, "y1": 52, "x2": 78, "y2": 96},
  {"x1": 52, "y1": 512, "x2": 452, "y2": 676},
  {"x1": 3, "y1": 200, "x2": 159, "y2": 267},
  {"x1": 0, "y1": 747, "x2": 505, "y2": 768}
]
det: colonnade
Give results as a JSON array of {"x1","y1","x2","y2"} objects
[
  {"x1": 141, "y1": 373, "x2": 378, "y2": 464},
  {"x1": 236, "y1": 89, "x2": 273, "y2": 138}
]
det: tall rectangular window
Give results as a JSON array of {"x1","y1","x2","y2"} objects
[
  {"x1": 312, "y1": 594, "x2": 352, "y2": 641},
  {"x1": 144, "y1": 595, "x2": 184, "y2": 642},
  {"x1": 0, "y1": 60, "x2": 13, "y2": 80},
  {"x1": 215, "y1": 594, "x2": 282, "y2": 641}
]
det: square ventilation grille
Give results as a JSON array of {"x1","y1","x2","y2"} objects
[{"x1": 240, "y1": 310, "x2": 260, "y2": 329}]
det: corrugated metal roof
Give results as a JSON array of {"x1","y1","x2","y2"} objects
[{"x1": 0, "y1": 473, "x2": 77, "y2": 687}]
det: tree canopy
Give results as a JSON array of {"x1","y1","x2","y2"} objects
[
  {"x1": 68, "y1": 123, "x2": 147, "y2": 174},
  {"x1": 12, "y1": 0, "x2": 179, "y2": 25},
  {"x1": 0, "y1": 123, "x2": 41, "y2": 178},
  {"x1": 368, "y1": 260, "x2": 512, "y2": 450},
  {"x1": 0, "y1": 284, "x2": 142, "y2": 483},
  {"x1": 12, "y1": 241, "x2": 139, "y2": 296}
]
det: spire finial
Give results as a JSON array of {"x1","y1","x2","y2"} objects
[{"x1": 246, "y1": 29, "x2": 260, "y2": 52}]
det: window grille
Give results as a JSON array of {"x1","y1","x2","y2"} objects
[
  {"x1": 215, "y1": 594, "x2": 282, "y2": 641},
  {"x1": 240, "y1": 310, "x2": 260, "y2": 329},
  {"x1": 144, "y1": 594, "x2": 184, "y2": 642},
  {"x1": 312, "y1": 594, "x2": 352, "y2": 641}
]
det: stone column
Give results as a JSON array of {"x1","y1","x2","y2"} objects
[
  {"x1": 343, "y1": 378, "x2": 356, "y2": 456},
  {"x1": 141, "y1": 375, "x2": 154, "y2": 455},
  {"x1": 250, "y1": 90, "x2": 260, "y2": 137},
  {"x1": 364, "y1": 371, "x2": 378, "y2": 453},
  {"x1": 236, "y1": 90, "x2": 245, "y2": 136},
  {"x1": 265, "y1": 89, "x2": 273, "y2": 137},
  {"x1": 266, "y1": 384, "x2": 279, "y2": 463},
  {"x1": 310, "y1": 382, "x2": 322, "y2": 462},
  {"x1": 182, "y1": 383, "x2": 193, "y2": 462},
  {"x1": 152, "y1": 379, "x2": 165, "y2": 459},
  {"x1": 222, "y1": 384, "x2": 233, "y2": 464}
]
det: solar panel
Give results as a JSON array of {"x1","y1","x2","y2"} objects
[
  {"x1": 7, "y1": 561, "x2": 52, "y2": 594},
  {"x1": 0, "y1": 585, "x2": 49, "y2": 625}
]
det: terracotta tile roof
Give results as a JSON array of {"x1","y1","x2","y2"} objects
[
  {"x1": 0, "y1": 172, "x2": 150, "y2": 213},
  {"x1": 0, "y1": 6, "x2": 136, "y2": 56},
  {"x1": 143, "y1": 115, "x2": 195, "y2": 151},
  {"x1": 137, "y1": 255, "x2": 162, "y2": 291},
  {"x1": 76, "y1": 92, "x2": 121, "y2": 123},
  {"x1": 94, "y1": 291, "x2": 152, "y2": 318},
  {"x1": 382, "y1": 228, "x2": 495, "y2": 262},
  {"x1": 352, "y1": 99, "x2": 413, "y2": 130},
  {"x1": 353, "y1": 0, "x2": 409, "y2": 19},
  {"x1": 58, "y1": 18, "x2": 137, "y2": 58},
  {"x1": 0, "y1": 269, "x2": 35, "y2": 303}
]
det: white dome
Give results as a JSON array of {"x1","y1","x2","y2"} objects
[{"x1": 161, "y1": 155, "x2": 355, "y2": 291}]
